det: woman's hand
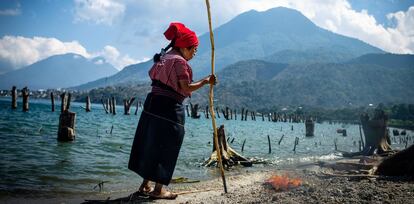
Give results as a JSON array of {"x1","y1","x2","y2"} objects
[{"x1": 204, "y1": 74, "x2": 217, "y2": 86}]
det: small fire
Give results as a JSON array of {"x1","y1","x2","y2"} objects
[{"x1": 265, "y1": 174, "x2": 302, "y2": 191}]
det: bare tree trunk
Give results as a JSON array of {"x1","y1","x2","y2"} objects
[
  {"x1": 66, "y1": 93, "x2": 71, "y2": 111},
  {"x1": 360, "y1": 112, "x2": 392, "y2": 155},
  {"x1": 123, "y1": 97, "x2": 135, "y2": 115},
  {"x1": 58, "y1": 92, "x2": 76, "y2": 141},
  {"x1": 50, "y1": 92, "x2": 55, "y2": 112},
  {"x1": 58, "y1": 110, "x2": 76, "y2": 141},
  {"x1": 111, "y1": 97, "x2": 116, "y2": 115},
  {"x1": 203, "y1": 125, "x2": 252, "y2": 168},
  {"x1": 11, "y1": 86, "x2": 17, "y2": 110},
  {"x1": 305, "y1": 118, "x2": 315, "y2": 137},
  {"x1": 101, "y1": 98, "x2": 109, "y2": 114},
  {"x1": 190, "y1": 103, "x2": 200, "y2": 119},
  {"x1": 21, "y1": 87, "x2": 29, "y2": 112},
  {"x1": 60, "y1": 93, "x2": 66, "y2": 113},
  {"x1": 86, "y1": 96, "x2": 91, "y2": 112}
]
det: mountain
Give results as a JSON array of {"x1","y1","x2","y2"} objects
[
  {"x1": 191, "y1": 53, "x2": 414, "y2": 108},
  {"x1": 71, "y1": 60, "x2": 152, "y2": 90},
  {"x1": 73, "y1": 7, "x2": 383, "y2": 90},
  {"x1": 191, "y1": 7, "x2": 383, "y2": 76},
  {"x1": 0, "y1": 53, "x2": 118, "y2": 90}
]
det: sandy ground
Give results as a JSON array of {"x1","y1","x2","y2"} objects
[{"x1": 1, "y1": 158, "x2": 413, "y2": 204}]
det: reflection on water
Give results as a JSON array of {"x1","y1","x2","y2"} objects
[{"x1": 0, "y1": 97, "x2": 411, "y2": 195}]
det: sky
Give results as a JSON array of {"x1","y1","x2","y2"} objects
[{"x1": 0, "y1": 0, "x2": 413, "y2": 74}]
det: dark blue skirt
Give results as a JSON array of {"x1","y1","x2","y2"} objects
[{"x1": 128, "y1": 93, "x2": 185, "y2": 185}]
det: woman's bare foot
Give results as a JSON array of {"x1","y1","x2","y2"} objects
[
  {"x1": 149, "y1": 183, "x2": 177, "y2": 200},
  {"x1": 138, "y1": 180, "x2": 153, "y2": 195}
]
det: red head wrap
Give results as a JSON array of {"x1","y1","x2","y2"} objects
[{"x1": 164, "y1": 22, "x2": 199, "y2": 48}]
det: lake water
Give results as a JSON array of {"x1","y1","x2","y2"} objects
[{"x1": 0, "y1": 97, "x2": 411, "y2": 196}]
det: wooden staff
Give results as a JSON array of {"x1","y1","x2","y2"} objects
[{"x1": 205, "y1": 0, "x2": 227, "y2": 193}]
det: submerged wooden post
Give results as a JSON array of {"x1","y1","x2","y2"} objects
[
  {"x1": 293, "y1": 137, "x2": 299, "y2": 152},
  {"x1": 108, "y1": 98, "x2": 113, "y2": 114},
  {"x1": 111, "y1": 97, "x2": 116, "y2": 115},
  {"x1": 190, "y1": 103, "x2": 201, "y2": 118},
  {"x1": 215, "y1": 107, "x2": 220, "y2": 118},
  {"x1": 123, "y1": 97, "x2": 135, "y2": 115},
  {"x1": 135, "y1": 100, "x2": 139, "y2": 115},
  {"x1": 86, "y1": 96, "x2": 91, "y2": 112},
  {"x1": 21, "y1": 87, "x2": 29, "y2": 112},
  {"x1": 101, "y1": 98, "x2": 109, "y2": 114},
  {"x1": 334, "y1": 138, "x2": 338, "y2": 151},
  {"x1": 58, "y1": 110, "x2": 76, "y2": 141},
  {"x1": 60, "y1": 93, "x2": 66, "y2": 112},
  {"x1": 58, "y1": 92, "x2": 76, "y2": 141},
  {"x1": 267, "y1": 135, "x2": 271, "y2": 154},
  {"x1": 234, "y1": 109, "x2": 237, "y2": 120},
  {"x1": 50, "y1": 92, "x2": 55, "y2": 112},
  {"x1": 245, "y1": 109, "x2": 248, "y2": 121},
  {"x1": 241, "y1": 108, "x2": 244, "y2": 121},
  {"x1": 185, "y1": 105, "x2": 190, "y2": 117},
  {"x1": 205, "y1": 106, "x2": 209, "y2": 119},
  {"x1": 11, "y1": 86, "x2": 17, "y2": 110},
  {"x1": 278, "y1": 134, "x2": 285, "y2": 145},
  {"x1": 66, "y1": 93, "x2": 71, "y2": 111},
  {"x1": 241, "y1": 139, "x2": 246, "y2": 152},
  {"x1": 305, "y1": 118, "x2": 315, "y2": 137}
]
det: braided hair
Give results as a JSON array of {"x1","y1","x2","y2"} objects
[{"x1": 153, "y1": 39, "x2": 175, "y2": 62}]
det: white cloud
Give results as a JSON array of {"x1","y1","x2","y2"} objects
[
  {"x1": 74, "y1": 0, "x2": 125, "y2": 25},
  {"x1": 0, "y1": 36, "x2": 90, "y2": 70},
  {"x1": 93, "y1": 45, "x2": 139, "y2": 69},
  {"x1": 0, "y1": 36, "x2": 139, "y2": 73}
]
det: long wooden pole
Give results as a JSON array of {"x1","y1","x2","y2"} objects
[{"x1": 205, "y1": 0, "x2": 227, "y2": 193}]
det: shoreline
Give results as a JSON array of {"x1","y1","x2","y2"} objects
[{"x1": 1, "y1": 157, "x2": 413, "y2": 204}]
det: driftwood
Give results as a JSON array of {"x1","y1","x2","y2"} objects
[
  {"x1": 11, "y1": 86, "x2": 17, "y2": 109},
  {"x1": 204, "y1": 125, "x2": 252, "y2": 168}
]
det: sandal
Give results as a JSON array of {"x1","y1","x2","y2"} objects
[{"x1": 149, "y1": 191, "x2": 177, "y2": 200}]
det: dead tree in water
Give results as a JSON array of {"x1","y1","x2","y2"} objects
[
  {"x1": 135, "y1": 100, "x2": 139, "y2": 115},
  {"x1": 305, "y1": 118, "x2": 315, "y2": 137},
  {"x1": 190, "y1": 103, "x2": 200, "y2": 118},
  {"x1": 60, "y1": 93, "x2": 67, "y2": 112},
  {"x1": 123, "y1": 97, "x2": 135, "y2": 115},
  {"x1": 344, "y1": 109, "x2": 393, "y2": 157},
  {"x1": 205, "y1": 106, "x2": 209, "y2": 119},
  {"x1": 85, "y1": 96, "x2": 91, "y2": 112},
  {"x1": 58, "y1": 92, "x2": 76, "y2": 141},
  {"x1": 204, "y1": 125, "x2": 252, "y2": 168},
  {"x1": 185, "y1": 105, "x2": 190, "y2": 117},
  {"x1": 11, "y1": 86, "x2": 17, "y2": 109},
  {"x1": 50, "y1": 92, "x2": 55, "y2": 112},
  {"x1": 21, "y1": 87, "x2": 29, "y2": 112},
  {"x1": 101, "y1": 99, "x2": 109, "y2": 114},
  {"x1": 111, "y1": 97, "x2": 116, "y2": 115}
]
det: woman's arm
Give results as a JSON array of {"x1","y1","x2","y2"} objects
[{"x1": 179, "y1": 75, "x2": 216, "y2": 93}]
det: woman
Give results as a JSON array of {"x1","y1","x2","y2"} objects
[{"x1": 128, "y1": 22, "x2": 216, "y2": 200}]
